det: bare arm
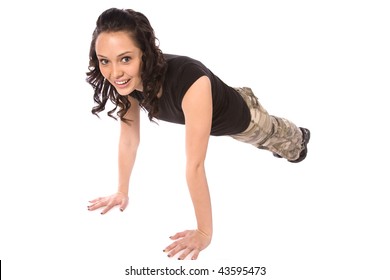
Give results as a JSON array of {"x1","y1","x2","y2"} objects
[
  {"x1": 183, "y1": 76, "x2": 213, "y2": 237},
  {"x1": 117, "y1": 96, "x2": 141, "y2": 196},
  {"x1": 164, "y1": 76, "x2": 213, "y2": 260},
  {"x1": 88, "y1": 95, "x2": 141, "y2": 214}
]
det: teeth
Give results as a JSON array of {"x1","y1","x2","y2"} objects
[{"x1": 115, "y1": 79, "x2": 129, "y2": 85}]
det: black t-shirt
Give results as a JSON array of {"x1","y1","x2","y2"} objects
[{"x1": 133, "y1": 54, "x2": 251, "y2": 136}]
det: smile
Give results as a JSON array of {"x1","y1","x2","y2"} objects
[{"x1": 115, "y1": 79, "x2": 130, "y2": 85}]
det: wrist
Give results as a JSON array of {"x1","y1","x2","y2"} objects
[
  {"x1": 197, "y1": 228, "x2": 212, "y2": 238},
  {"x1": 117, "y1": 186, "x2": 129, "y2": 196}
]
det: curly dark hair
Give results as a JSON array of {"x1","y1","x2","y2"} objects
[{"x1": 86, "y1": 8, "x2": 167, "y2": 122}]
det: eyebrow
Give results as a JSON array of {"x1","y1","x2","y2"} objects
[{"x1": 97, "y1": 51, "x2": 133, "y2": 58}]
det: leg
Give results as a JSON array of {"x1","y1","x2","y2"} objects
[{"x1": 231, "y1": 87, "x2": 309, "y2": 162}]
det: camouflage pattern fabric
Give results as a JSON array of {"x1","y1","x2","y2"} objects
[{"x1": 231, "y1": 87, "x2": 303, "y2": 161}]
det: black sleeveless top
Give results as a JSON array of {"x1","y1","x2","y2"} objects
[{"x1": 132, "y1": 54, "x2": 251, "y2": 136}]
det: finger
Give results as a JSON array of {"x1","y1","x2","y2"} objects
[
  {"x1": 170, "y1": 230, "x2": 189, "y2": 240},
  {"x1": 167, "y1": 244, "x2": 186, "y2": 258},
  {"x1": 101, "y1": 202, "x2": 116, "y2": 215},
  {"x1": 163, "y1": 240, "x2": 180, "y2": 254},
  {"x1": 120, "y1": 198, "x2": 129, "y2": 212},
  {"x1": 89, "y1": 197, "x2": 103, "y2": 203},
  {"x1": 88, "y1": 200, "x2": 107, "y2": 211},
  {"x1": 178, "y1": 248, "x2": 193, "y2": 260},
  {"x1": 191, "y1": 249, "x2": 200, "y2": 260}
]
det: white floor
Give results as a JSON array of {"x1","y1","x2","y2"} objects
[{"x1": 1, "y1": 1, "x2": 389, "y2": 279}]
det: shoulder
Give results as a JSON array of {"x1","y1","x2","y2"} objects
[
  {"x1": 164, "y1": 54, "x2": 211, "y2": 78},
  {"x1": 164, "y1": 54, "x2": 207, "y2": 69},
  {"x1": 164, "y1": 53, "x2": 198, "y2": 63}
]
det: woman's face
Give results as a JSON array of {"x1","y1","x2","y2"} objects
[{"x1": 95, "y1": 31, "x2": 143, "y2": 96}]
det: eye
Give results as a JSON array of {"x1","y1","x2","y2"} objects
[
  {"x1": 121, "y1": 56, "x2": 131, "y2": 63},
  {"x1": 99, "y1": 59, "x2": 109, "y2": 65}
]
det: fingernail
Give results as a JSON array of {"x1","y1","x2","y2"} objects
[
  {"x1": 167, "y1": 255, "x2": 171, "y2": 258},
  {"x1": 120, "y1": 208, "x2": 123, "y2": 212},
  {"x1": 163, "y1": 249, "x2": 165, "y2": 252},
  {"x1": 178, "y1": 258, "x2": 181, "y2": 260},
  {"x1": 100, "y1": 212, "x2": 104, "y2": 215}
]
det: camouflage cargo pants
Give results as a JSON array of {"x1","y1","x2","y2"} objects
[{"x1": 231, "y1": 87, "x2": 303, "y2": 161}]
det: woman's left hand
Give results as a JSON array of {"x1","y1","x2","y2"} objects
[{"x1": 164, "y1": 229, "x2": 211, "y2": 260}]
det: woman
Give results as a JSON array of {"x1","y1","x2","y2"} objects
[{"x1": 86, "y1": 8, "x2": 310, "y2": 260}]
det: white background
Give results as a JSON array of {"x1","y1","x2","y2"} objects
[{"x1": 0, "y1": 0, "x2": 389, "y2": 279}]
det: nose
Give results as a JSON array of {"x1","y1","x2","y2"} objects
[{"x1": 111, "y1": 63, "x2": 124, "y2": 79}]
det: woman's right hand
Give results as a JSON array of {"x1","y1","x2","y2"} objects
[{"x1": 87, "y1": 192, "x2": 129, "y2": 214}]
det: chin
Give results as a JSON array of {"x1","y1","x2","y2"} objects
[
  {"x1": 116, "y1": 87, "x2": 133, "y2": 96},
  {"x1": 117, "y1": 91, "x2": 131, "y2": 96}
]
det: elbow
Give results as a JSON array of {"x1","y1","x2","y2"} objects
[
  {"x1": 186, "y1": 160, "x2": 205, "y2": 175},
  {"x1": 120, "y1": 137, "x2": 140, "y2": 152},
  {"x1": 185, "y1": 160, "x2": 208, "y2": 188}
]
